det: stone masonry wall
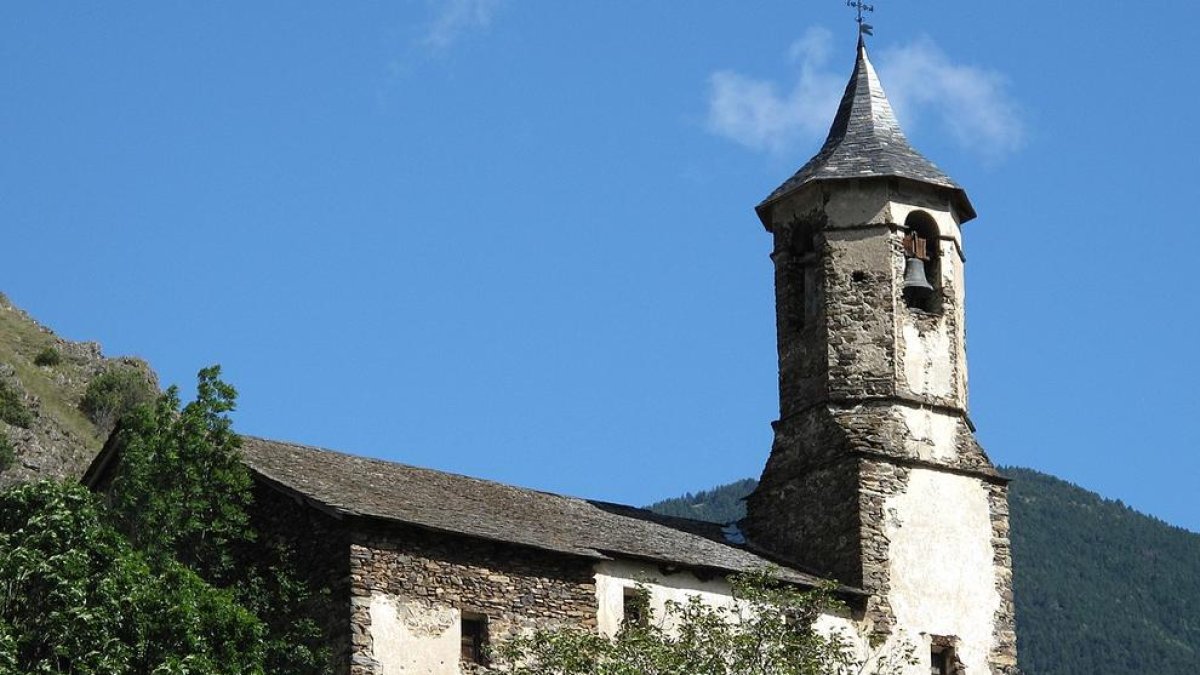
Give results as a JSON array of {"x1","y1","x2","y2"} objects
[
  {"x1": 745, "y1": 402, "x2": 1000, "y2": 587},
  {"x1": 745, "y1": 407, "x2": 864, "y2": 586},
  {"x1": 773, "y1": 212, "x2": 829, "y2": 418},
  {"x1": 822, "y1": 225, "x2": 898, "y2": 401},
  {"x1": 348, "y1": 521, "x2": 598, "y2": 675},
  {"x1": 859, "y1": 458, "x2": 910, "y2": 634},
  {"x1": 986, "y1": 483, "x2": 1019, "y2": 674}
]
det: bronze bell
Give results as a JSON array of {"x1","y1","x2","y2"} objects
[{"x1": 903, "y1": 258, "x2": 934, "y2": 294}]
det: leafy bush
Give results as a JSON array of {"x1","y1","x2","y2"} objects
[
  {"x1": 79, "y1": 367, "x2": 155, "y2": 432},
  {"x1": 496, "y1": 569, "x2": 914, "y2": 675},
  {"x1": 0, "y1": 480, "x2": 266, "y2": 674},
  {"x1": 32, "y1": 347, "x2": 61, "y2": 367},
  {"x1": 0, "y1": 618, "x2": 15, "y2": 673},
  {"x1": 0, "y1": 381, "x2": 32, "y2": 429},
  {"x1": 0, "y1": 437, "x2": 12, "y2": 473}
]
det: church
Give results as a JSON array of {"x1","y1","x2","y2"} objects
[{"x1": 88, "y1": 34, "x2": 1017, "y2": 675}]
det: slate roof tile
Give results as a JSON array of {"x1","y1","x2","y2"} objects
[
  {"x1": 240, "y1": 436, "x2": 835, "y2": 588},
  {"x1": 759, "y1": 38, "x2": 973, "y2": 220}
]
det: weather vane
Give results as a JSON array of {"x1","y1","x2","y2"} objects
[{"x1": 847, "y1": 0, "x2": 875, "y2": 36}]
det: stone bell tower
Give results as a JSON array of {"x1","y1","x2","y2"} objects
[{"x1": 741, "y1": 38, "x2": 1017, "y2": 674}]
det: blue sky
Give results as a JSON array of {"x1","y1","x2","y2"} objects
[{"x1": 2, "y1": 2, "x2": 1198, "y2": 532}]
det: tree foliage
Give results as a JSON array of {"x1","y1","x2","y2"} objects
[
  {"x1": 104, "y1": 366, "x2": 328, "y2": 674},
  {"x1": 0, "y1": 480, "x2": 265, "y2": 674},
  {"x1": 106, "y1": 366, "x2": 251, "y2": 582},
  {"x1": 1005, "y1": 467, "x2": 1200, "y2": 675},
  {"x1": 645, "y1": 479, "x2": 757, "y2": 523},
  {"x1": 494, "y1": 570, "x2": 912, "y2": 675},
  {"x1": 0, "y1": 366, "x2": 330, "y2": 674},
  {"x1": 79, "y1": 367, "x2": 155, "y2": 434}
]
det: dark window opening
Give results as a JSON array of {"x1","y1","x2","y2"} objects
[
  {"x1": 461, "y1": 613, "x2": 488, "y2": 665},
  {"x1": 781, "y1": 224, "x2": 818, "y2": 331},
  {"x1": 930, "y1": 647, "x2": 951, "y2": 675},
  {"x1": 622, "y1": 587, "x2": 648, "y2": 627},
  {"x1": 902, "y1": 211, "x2": 942, "y2": 314},
  {"x1": 929, "y1": 636, "x2": 960, "y2": 675}
]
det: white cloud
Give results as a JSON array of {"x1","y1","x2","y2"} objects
[
  {"x1": 421, "y1": 0, "x2": 504, "y2": 51},
  {"x1": 878, "y1": 38, "x2": 1025, "y2": 161},
  {"x1": 706, "y1": 30, "x2": 1025, "y2": 161},
  {"x1": 707, "y1": 28, "x2": 844, "y2": 154},
  {"x1": 382, "y1": 0, "x2": 505, "y2": 84}
]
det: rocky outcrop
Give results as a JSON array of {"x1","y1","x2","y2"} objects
[{"x1": 0, "y1": 292, "x2": 158, "y2": 488}]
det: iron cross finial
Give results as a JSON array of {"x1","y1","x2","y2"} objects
[{"x1": 847, "y1": 0, "x2": 875, "y2": 36}]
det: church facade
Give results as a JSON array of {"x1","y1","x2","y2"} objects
[{"x1": 88, "y1": 36, "x2": 1016, "y2": 675}]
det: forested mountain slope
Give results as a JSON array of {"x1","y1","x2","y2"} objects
[
  {"x1": 1004, "y1": 467, "x2": 1200, "y2": 674},
  {"x1": 647, "y1": 469, "x2": 1200, "y2": 675}
]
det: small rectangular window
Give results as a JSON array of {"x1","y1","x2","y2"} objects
[
  {"x1": 461, "y1": 613, "x2": 488, "y2": 665},
  {"x1": 930, "y1": 646, "x2": 954, "y2": 675},
  {"x1": 622, "y1": 587, "x2": 646, "y2": 627}
]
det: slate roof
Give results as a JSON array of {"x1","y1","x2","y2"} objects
[
  {"x1": 758, "y1": 38, "x2": 974, "y2": 221},
  {"x1": 240, "y1": 436, "x2": 837, "y2": 588}
]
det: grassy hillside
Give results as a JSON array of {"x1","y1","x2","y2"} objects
[
  {"x1": 648, "y1": 469, "x2": 1200, "y2": 675},
  {"x1": 0, "y1": 292, "x2": 157, "y2": 487}
]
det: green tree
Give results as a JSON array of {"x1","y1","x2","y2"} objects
[
  {"x1": 0, "y1": 480, "x2": 265, "y2": 674},
  {"x1": 106, "y1": 366, "x2": 250, "y2": 581},
  {"x1": 494, "y1": 569, "x2": 913, "y2": 675},
  {"x1": 105, "y1": 366, "x2": 329, "y2": 673}
]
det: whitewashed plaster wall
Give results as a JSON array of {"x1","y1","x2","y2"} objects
[
  {"x1": 897, "y1": 407, "x2": 960, "y2": 463},
  {"x1": 366, "y1": 559, "x2": 907, "y2": 674},
  {"x1": 594, "y1": 560, "x2": 738, "y2": 636},
  {"x1": 594, "y1": 560, "x2": 866, "y2": 660},
  {"x1": 369, "y1": 594, "x2": 461, "y2": 675},
  {"x1": 884, "y1": 469, "x2": 1001, "y2": 674},
  {"x1": 900, "y1": 317, "x2": 958, "y2": 401}
]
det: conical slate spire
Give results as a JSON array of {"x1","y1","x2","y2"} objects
[{"x1": 758, "y1": 38, "x2": 973, "y2": 220}]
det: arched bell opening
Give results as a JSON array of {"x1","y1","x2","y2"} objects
[{"x1": 901, "y1": 211, "x2": 942, "y2": 314}]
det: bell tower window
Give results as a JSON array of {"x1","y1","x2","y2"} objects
[
  {"x1": 777, "y1": 222, "x2": 818, "y2": 332},
  {"x1": 902, "y1": 211, "x2": 942, "y2": 314}
]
